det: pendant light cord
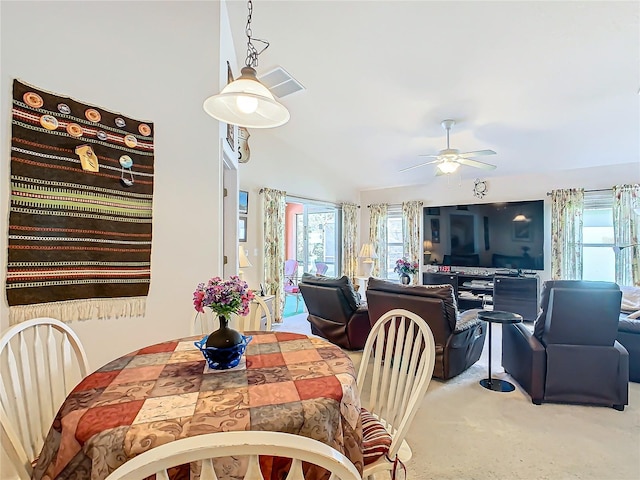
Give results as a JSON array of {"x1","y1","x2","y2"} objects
[{"x1": 244, "y1": 0, "x2": 270, "y2": 68}]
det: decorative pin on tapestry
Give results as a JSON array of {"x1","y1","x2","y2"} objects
[
  {"x1": 119, "y1": 155, "x2": 134, "y2": 187},
  {"x1": 75, "y1": 144, "x2": 99, "y2": 172}
]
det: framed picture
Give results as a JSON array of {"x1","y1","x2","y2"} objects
[
  {"x1": 239, "y1": 216, "x2": 247, "y2": 242},
  {"x1": 239, "y1": 190, "x2": 248, "y2": 214},
  {"x1": 431, "y1": 218, "x2": 440, "y2": 244},
  {"x1": 513, "y1": 220, "x2": 532, "y2": 241},
  {"x1": 225, "y1": 62, "x2": 235, "y2": 151}
]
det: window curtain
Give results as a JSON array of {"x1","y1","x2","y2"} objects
[
  {"x1": 341, "y1": 203, "x2": 359, "y2": 280},
  {"x1": 402, "y1": 200, "x2": 424, "y2": 285},
  {"x1": 613, "y1": 184, "x2": 640, "y2": 286},
  {"x1": 368, "y1": 204, "x2": 388, "y2": 277},
  {"x1": 262, "y1": 188, "x2": 286, "y2": 322},
  {"x1": 551, "y1": 188, "x2": 584, "y2": 280}
]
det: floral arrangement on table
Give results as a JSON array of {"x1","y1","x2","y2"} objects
[
  {"x1": 394, "y1": 258, "x2": 419, "y2": 276},
  {"x1": 193, "y1": 275, "x2": 255, "y2": 370},
  {"x1": 193, "y1": 275, "x2": 255, "y2": 317}
]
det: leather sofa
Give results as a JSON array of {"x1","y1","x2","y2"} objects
[
  {"x1": 502, "y1": 280, "x2": 628, "y2": 410},
  {"x1": 365, "y1": 278, "x2": 486, "y2": 379},
  {"x1": 298, "y1": 273, "x2": 371, "y2": 350}
]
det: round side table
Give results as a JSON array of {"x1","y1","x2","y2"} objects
[{"x1": 478, "y1": 310, "x2": 523, "y2": 392}]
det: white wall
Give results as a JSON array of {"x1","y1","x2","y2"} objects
[
  {"x1": 1, "y1": 1, "x2": 225, "y2": 369},
  {"x1": 0, "y1": 1, "x2": 229, "y2": 477},
  {"x1": 359, "y1": 162, "x2": 640, "y2": 283}
]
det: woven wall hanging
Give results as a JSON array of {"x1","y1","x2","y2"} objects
[{"x1": 7, "y1": 80, "x2": 154, "y2": 324}]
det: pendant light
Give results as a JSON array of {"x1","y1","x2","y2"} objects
[{"x1": 203, "y1": 0, "x2": 290, "y2": 128}]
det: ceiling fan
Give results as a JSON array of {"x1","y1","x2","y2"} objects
[{"x1": 401, "y1": 120, "x2": 497, "y2": 175}]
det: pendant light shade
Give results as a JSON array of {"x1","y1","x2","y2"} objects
[
  {"x1": 204, "y1": 1, "x2": 289, "y2": 129},
  {"x1": 203, "y1": 66, "x2": 290, "y2": 128}
]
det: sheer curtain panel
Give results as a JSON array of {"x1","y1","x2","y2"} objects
[
  {"x1": 613, "y1": 184, "x2": 640, "y2": 286},
  {"x1": 551, "y1": 188, "x2": 584, "y2": 280},
  {"x1": 402, "y1": 200, "x2": 424, "y2": 284},
  {"x1": 369, "y1": 204, "x2": 388, "y2": 278},
  {"x1": 262, "y1": 188, "x2": 286, "y2": 322},
  {"x1": 341, "y1": 203, "x2": 359, "y2": 280}
]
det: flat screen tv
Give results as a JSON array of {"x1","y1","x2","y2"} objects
[{"x1": 423, "y1": 200, "x2": 545, "y2": 271}]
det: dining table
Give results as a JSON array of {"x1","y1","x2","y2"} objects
[{"x1": 32, "y1": 331, "x2": 363, "y2": 480}]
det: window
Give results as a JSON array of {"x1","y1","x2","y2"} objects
[
  {"x1": 385, "y1": 207, "x2": 403, "y2": 278},
  {"x1": 288, "y1": 198, "x2": 340, "y2": 277},
  {"x1": 582, "y1": 192, "x2": 615, "y2": 282}
]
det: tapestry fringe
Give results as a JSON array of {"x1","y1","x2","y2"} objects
[{"x1": 8, "y1": 297, "x2": 147, "y2": 325}]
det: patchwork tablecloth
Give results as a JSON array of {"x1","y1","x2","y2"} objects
[{"x1": 33, "y1": 331, "x2": 363, "y2": 480}]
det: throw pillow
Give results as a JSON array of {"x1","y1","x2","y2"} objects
[
  {"x1": 628, "y1": 310, "x2": 640, "y2": 320},
  {"x1": 621, "y1": 286, "x2": 640, "y2": 313}
]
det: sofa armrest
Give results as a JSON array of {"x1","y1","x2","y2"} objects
[
  {"x1": 345, "y1": 308, "x2": 371, "y2": 350},
  {"x1": 502, "y1": 323, "x2": 546, "y2": 403}
]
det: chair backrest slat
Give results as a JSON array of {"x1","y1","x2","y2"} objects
[
  {"x1": 243, "y1": 453, "x2": 263, "y2": 480},
  {"x1": 0, "y1": 317, "x2": 89, "y2": 479},
  {"x1": 6, "y1": 341, "x2": 33, "y2": 459},
  {"x1": 32, "y1": 326, "x2": 50, "y2": 441},
  {"x1": 284, "y1": 458, "x2": 304, "y2": 480}
]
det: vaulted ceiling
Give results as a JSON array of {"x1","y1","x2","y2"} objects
[{"x1": 226, "y1": 1, "x2": 639, "y2": 191}]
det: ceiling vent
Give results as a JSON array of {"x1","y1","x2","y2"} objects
[{"x1": 258, "y1": 66, "x2": 305, "y2": 98}]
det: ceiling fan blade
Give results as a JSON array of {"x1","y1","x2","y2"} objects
[
  {"x1": 457, "y1": 157, "x2": 497, "y2": 170},
  {"x1": 459, "y1": 149, "x2": 496, "y2": 157},
  {"x1": 399, "y1": 159, "x2": 439, "y2": 172},
  {"x1": 417, "y1": 154, "x2": 440, "y2": 158}
]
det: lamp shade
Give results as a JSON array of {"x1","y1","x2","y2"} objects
[
  {"x1": 513, "y1": 214, "x2": 528, "y2": 222},
  {"x1": 358, "y1": 243, "x2": 378, "y2": 259},
  {"x1": 239, "y1": 246, "x2": 252, "y2": 268},
  {"x1": 203, "y1": 66, "x2": 290, "y2": 129}
]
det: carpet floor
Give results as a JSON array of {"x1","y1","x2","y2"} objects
[{"x1": 274, "y1": 313, "x2": 640, "y2": 480}]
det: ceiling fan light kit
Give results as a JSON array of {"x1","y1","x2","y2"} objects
[
  {"x1": 401, "y1": 119, "x2": 498, "y2": 175},
  {"x1": 203, "y1": 0, "x2": 290, "y2": 129}
]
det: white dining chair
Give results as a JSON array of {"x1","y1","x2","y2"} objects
[
  {"x1": 356, "y1": 308, "x2": 436, "y2": 480},
  {"x1": 104, "y1": 430, "x2": 361, "y2": 480},
  {"x1": 240, "y1": 295, "x2": 273, "y2": 332},
  {"x1": 191, "y1": 308, "x2": 219, "y2": 336},
  {"x1": 0, "y1": 317, "x2": 90, "y2": 480}
]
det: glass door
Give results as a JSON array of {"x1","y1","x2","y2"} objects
[{"x1": 287, "y1": 199, "x2": 340, "y2": 277}]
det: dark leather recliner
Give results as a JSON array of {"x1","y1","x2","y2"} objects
[
  {"x1": 365, "y1": 278, "x2": 486, "y2": 379},
  {"x1": 502, "y1": 280, "x2": 629, "y2": 410},
  {"x1": 298, "y1": 273, "x2": 371, "y2": 350}
]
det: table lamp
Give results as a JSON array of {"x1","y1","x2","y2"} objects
[
  {"x1": 238, "y1": 246, "x2": 252, "y2": 282},
  {"x1": 359, "y1": 243, "x2": 378, "y2": 278},
  {"x1": 423, "y1": 240, "x2": 433, "y2": 264}
]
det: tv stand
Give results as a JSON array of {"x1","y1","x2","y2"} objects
[{"x1": 422, "y1": 272, "x2": 539, "y2": 321}]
